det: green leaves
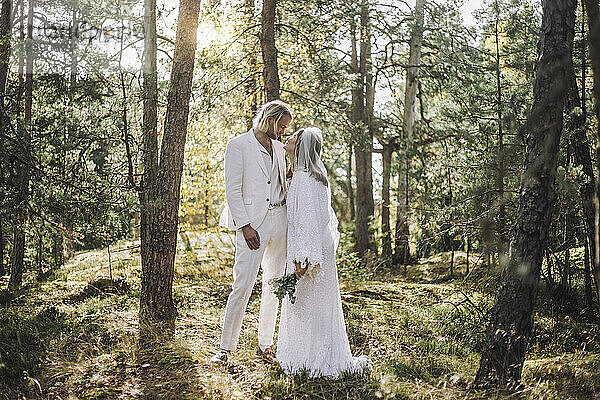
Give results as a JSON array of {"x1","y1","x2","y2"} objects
[{"x1": 269, "y1": 273, "x2": 299, "y2": 304}]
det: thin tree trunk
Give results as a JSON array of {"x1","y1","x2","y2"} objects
[
  {"x1": 121, "y1": 72, "x2": 135, "y2": 188},
  {"x1": 204, "y1": 187, "x2": 209, "y2": 226},
  {"x1": 583, "y1": 0, "x2": 600, "y2": 304},
  {"x1": 585, "y1": 236, "x2": 593, "y2": 307},
  {"x1": 562, "y1": 213, "x2": 569, "y2": 286},
  {"x1": 140, "y1": 0, "x2": 159, "y2": 315},
  {"x1": 381, "y1": 143, "x2": 393, "y2": 257},
  {"x1": 0, "y1": 0, "x2": 11, "y2": 278},
  {"x1": 52, "y1": 232, "x2": 62, "y2": 269},
  {"x1": 447, "y1": 154, "x2": 453, "y2": 277},
  {"x1": 354, "y1": 1, "x2": 374, "y2": 256},
  {"x1": 394, "y1": 158, "x2": 406, "y2": 264},
  {"x1": 567, "y1": 30, "x2": 598, "y2": 299},
  {"x1": 140, "y1": 0, "x2": 201, "y2": 323},
  {"x1": 70, "y1": 6, "x2": 77, "y2": 83},
  {"x1": 0, "y1": 0, "x2": 12, "y2": 109},
  {"x1": 260, "y1": 0, "x2": 279, "y2": 101},
  {"x1": 62, "y1": 4, "x2": 78, "y2": 260},
  {"x1": 347, "y1": 143, "x2": 355, "y2": 220},
  {"x1": 36, "y1": 229, "x2": 42, "y2": 272},
  {"x1": 466, "y1": 236, "x2": 470, "y2": 275},
  {"x1": 0, "y1": 216, "x2": 3, "y2": 276},
  {"x1": 474, "y1": 0, "x2": 576, "y2": 388},
  {"x1": 9, "y1": 0, "x2": 33, "y2": 289},
  {"x1": 494, "y1": 0, "x2": 506, "y2": 248},
  {"x1": 395, "y1": 0, "x2": 425, "y2": 265},
  {"x1": 546, "y1": 249, "x2": 554, "y2": 286}
]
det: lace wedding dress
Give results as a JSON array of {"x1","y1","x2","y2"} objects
[{"x1": 275, "y1": 171, "x2": 370, "y2": 377}]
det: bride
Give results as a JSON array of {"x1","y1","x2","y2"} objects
[{"x1": 275, "y1": 127, "x2": 370, "y2": 377}]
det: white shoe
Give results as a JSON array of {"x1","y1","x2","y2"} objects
[{"x1": 210, "y1": 349, "x2": 229, "y2": 364}]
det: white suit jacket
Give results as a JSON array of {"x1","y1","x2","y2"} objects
[{"x1": 219, "y1": 129, "x2": 287, "y2": 231}]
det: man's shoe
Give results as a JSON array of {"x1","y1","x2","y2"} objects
[
  {"x1": 210, "y1": 349, "x2": 229, "y2": 364},
  {"x1": 257, "y1": 347, "x2": 277, "y2": 364}
]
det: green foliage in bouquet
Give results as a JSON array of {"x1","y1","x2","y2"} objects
[{"x1": 269, "y1": 274, "x2": 299, "y2": 304}]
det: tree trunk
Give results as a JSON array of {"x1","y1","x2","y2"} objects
[
  {"x1": 466, "y1": 236, "x2": 470, "y2": 275},
  {"x1": 494, "y1": 0, "x2": 506, "y2": 248},
  {"x1": 585, "y1": 236, "x2": 593, "y2": 307},
  {"x1": 354, "y1": 1, "x2": 374, "y2": 256},
  {"x1": 381, "y1": 143, "x2": 393, "y2": 257},
  {"x1": 546, "y1": 249, "x2": 554, "y2": 286},
  {"x1": 52, "y1": 232, "x2": 63, "y2": 269},
  {"x1": 140, "y1": 0, "x2": 201, "y2": 323},
  {"x1": 140, "y1": 0, "x2": 159, "y2": 318},
  {"x1": 0, "y1": 0, "x2": 12, "y2": 110},
  {"x1": 474, "y1": 0, "x2": 576, "y2": 388},
  {"x1": 583, "y1": 0, "x2": 600, "y2": 304},
  {"x1": 62, "y1": 4, "x2": 79, "y2": 261},
  {"x1": 260, "y1": 0, "x2": 279, "y2": 101},
  {"x1": 0, "y1": 0, "x2": 12, "y2": 279},
  {"x1": 394, "y1": 158, "x2": 408, "y2": 264},
  {"x1": 562, "y1": 213, "x2": 569, "y2": 286},
  {"x1": 0, "y1": 216, "x2": 3, "y2": 276},
  {"x1": 70, "y1": 6, "x2": 78, "y2": 83},
  {"x1": 36, "y1": 230, "x2": 42, "y2": 272},
  {"x1": 566, "y1": 34, "x2": 598, "y2": 299},
  {"x1": 395, "y1": 0, "x2": 425, "y2": 265},
  {"x1": 9, "y1": 0, "x2": 33, "y2": 289},
  {"x1": 347, "y1": 143, "x2": 355, "y2": 220}
]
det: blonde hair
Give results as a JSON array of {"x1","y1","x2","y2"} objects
[{"x1": 252, "y1": 100, "x2": 293, "y2": 133}]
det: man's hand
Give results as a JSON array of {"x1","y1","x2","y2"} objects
[
  {"x1": 294, "y1": 260, "x2": 307, "y2": 279},
  {"x1": 241, "y1": 224, "x2": 260, "y2": 250}
]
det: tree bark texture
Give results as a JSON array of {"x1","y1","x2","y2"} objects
[
  {"x1": 583, "y1": 0, "x2": 600, "y2": 304},
  {"x1": 52, "y1": 232, "x2": 63, "y2": 269},
  {"x1": 347, "y1": 143, "x2": 355, "y2": 220},
  {"x1": 395, "y1": 0, "x2": 425, "y2": 265},
  {"x1": 474, "y1": 0, "x2": 576, "y2": 388},
  {"x1": 70, "y1": 6, "x2": 78, "y2": 83},
  {"x1": 494, "y1": 1, "x2": 506, "y2": 246},
  {"x1": 0, "y1": 1, "x2": 11, "y2": 277},
  {"x1": 354, "y1": 1, "x2": 375, "y2": 256},
  {"x1": 566, "y1": 57, "x2": 598, "y2": 301},
  {"x1": 140, "y1": 0, "x2": 201, "y2": 322},
  {"x1": 260, "y1": 0, "x2": 279, "y2": 101},
  {"x1": 0, "y1": 0, "x2": 12, "y2": 110},
  {"x1": 381, "y1": 143, "x2": 393, "y2": 257},
  {"x1": 0, "y1": 0, "x2": 12, "y2": 217},
  {"x1": 0, "y1": 217, "x2": 3, "y2": 276},
  {"x1": 9, "y1": 0, "x2": 33, "y2": 289},
  {"x1": 140, "y1": 0, "x2": 159, "y2": 310}
]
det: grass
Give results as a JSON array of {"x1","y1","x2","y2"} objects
[{"x1": 0, "y1": 233, "x2": 599, "y2": 399}]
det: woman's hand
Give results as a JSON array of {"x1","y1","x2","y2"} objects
[{"x1": 294, "y1": 260, "x2": 307, "y2": 279}]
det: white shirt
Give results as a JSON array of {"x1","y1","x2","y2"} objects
[{"x1": 255, "y1": 134, "x2": 286, "y2": 206}]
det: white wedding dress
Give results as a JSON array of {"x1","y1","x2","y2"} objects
[{"x1": 275, "y1": 170, "x2": 370, "y2": 377}]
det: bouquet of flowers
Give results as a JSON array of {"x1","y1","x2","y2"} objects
[
  {"x1": 270, "y1": 258, "x2": 321, "y2": 304},
  {"x1": 269, "y1": 273, "x2": 299, "y2": 304}
]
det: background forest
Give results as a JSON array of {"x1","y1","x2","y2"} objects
[{"x1": 2, "y1": 0, "x2": 600, "y2": 398}]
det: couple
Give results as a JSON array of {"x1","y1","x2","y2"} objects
[{"x1": 212, "y1": 100, "x2": 369, "y2": 377}]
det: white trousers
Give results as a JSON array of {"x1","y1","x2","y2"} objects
[{"x1": 220, "y1": 206, "x2": 287, "y2": 351}]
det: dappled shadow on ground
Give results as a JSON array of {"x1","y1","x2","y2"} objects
[{"x1": 137, "y1": 322, "x2": 209, "y2": 399}]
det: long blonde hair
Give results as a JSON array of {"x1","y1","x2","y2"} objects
[{"x1": 252, "y1": 100, "x2": 293, "y2": 133}]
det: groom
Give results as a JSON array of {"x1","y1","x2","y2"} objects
[{"x1": 211, "y1": 100, "x2": 293, "y2": 364}]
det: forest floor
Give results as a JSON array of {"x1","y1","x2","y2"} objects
[{"x1": 1, "y1": 230, "x2": 600, "y2": 399}]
